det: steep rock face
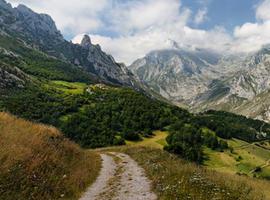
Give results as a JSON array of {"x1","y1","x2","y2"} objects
[
  {"x1": 0, "y1": 46, "x2": 29, "y2": 90},
  {"x1": 233, "y1": 90, "x2": 270, "y2": 122},
  {"x1": 130, "y1": 46, "x2": 270, "y2": 122},
  {"x1": 73, "y1": 35, "x2": 136, "y2": 86},
  {"x1": 0, "y1": 64, "x2": 27, "y2": 89},
  {"x1": 0, "y1": 1, "x2": 64, "y2": 50},
  {"x1": 129, "y1": 49, "x2": 222, "y2": 104},
  {"x1": 0, "y1": 0, "x2": 136, "y2": 87},
  {"x1": 194, "y1": 46, "x2": 270, "y2": 121},
  {"x1": 196, "y1": 47, "x2": 270, "y2": 102},
  {"x1": 0, "y1": 64, "x2": 26, "y2": 90}
]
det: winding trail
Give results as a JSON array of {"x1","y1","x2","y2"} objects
[{"x1": 79, "y1": 152, "x2": 157, "y2": 200}]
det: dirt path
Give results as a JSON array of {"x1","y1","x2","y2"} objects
[{"x1": 79, "y1": 152, "x2": 157, "y2": 200}]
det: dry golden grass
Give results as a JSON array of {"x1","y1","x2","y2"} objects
[{"x1": 0, "y1": 112, "x2": 101, "y2": 200}]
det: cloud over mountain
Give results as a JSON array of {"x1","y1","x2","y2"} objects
[{"x1": 7, "y1": 0, "x2": 270, "y2": 64}]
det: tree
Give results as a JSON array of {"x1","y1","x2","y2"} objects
[{"x1": 165, "y1": 125, "x2": 203, "y2": 163}]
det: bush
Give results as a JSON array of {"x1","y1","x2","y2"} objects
[
  {"x1": 165, "y1": 125, "x2": 203, "y2": 163},
  {"x1": 123, "y1": 130, "x2": 141, "y2": 141}
]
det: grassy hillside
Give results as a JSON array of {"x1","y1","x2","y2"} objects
[
  {"x1": 116, "y1": 147, "x2": 269, "y2": 200},
  {"x1": 0, "y1": 34, "x2": 95, "y2": 83},
  {"x1": 204, "y1": 138, "x2": 270, "y2": 179},
  {"x1": 131, "y1": 131, "x2": 270, "y2": 181},
  {"x1": 1, "y1": 79, "x2": 191, "y2": 148},
  {"x1": 0, "y1": 112, "x2": 101, "y2": 200},
  {"x1": 111, "y1": 132, "x2": 270, "y2": 199}
]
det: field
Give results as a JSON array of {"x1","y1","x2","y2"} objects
[
  {"x1": 136, "y1": 131, "x2": 270, "y2": 180},
  {"x1": 119, "y1": 131, "x2": 270, "y2": 199},
  {"x1": 49, "y1": 81, "x2": 87, "y2": 94},
  {"x1": 126, "y1": 130, "x2": 168, "y2": 149},
  {"x1": 0, "y1": 112, "x2": 101, "y2": 200},
  {"x1": 107, "y1": 146, "x2": 269, "y2": 200},
  {"x1": 204, "y1": 138, "x2": 270, "y2": 179}
]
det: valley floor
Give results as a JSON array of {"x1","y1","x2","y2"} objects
[{"x1": 128, "y1": 131, "x2": 270, "y2": 180}]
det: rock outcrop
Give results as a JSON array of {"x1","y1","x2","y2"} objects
[
  {"x1": 0, "y1": 0, "x2": 137, "y2": 87},
  {"x1": 129, "y1": 46, "x2": 270, "y2": 122}
]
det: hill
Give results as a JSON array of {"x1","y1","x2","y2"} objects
[
  {"x1": 0, "y1": 112, "x2": 101, "y2": 200},
  {"x1": 105, "y1": 146, "x2": 269, "y2": 200},
  {"x1": 0, "y1": 0, "x2": 137, "y2": 86}
]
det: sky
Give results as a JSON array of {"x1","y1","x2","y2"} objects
[{"x1": 6, "y1": 0, "x2": 270, "y2": 65}]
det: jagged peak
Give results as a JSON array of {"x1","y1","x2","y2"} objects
[
  {"x1": 0, "y1": 0, "x2": 12, "y2": 9},
  {"x1": 81, "y1": 35, "x2": 92, "y2": 48},
  {"x1": 0, "y1": 0, "x2": 7, "y2": 5},
  {"x1": 16, "y1": 4, "x2": 34, "y2": 13}
]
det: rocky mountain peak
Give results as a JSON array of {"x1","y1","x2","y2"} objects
[
  {"x1": 81, "y1": 34, "x2": 92, "y2": 48},
  {"x1": 16, "y1": 4, "x2": 32, "y2": 13},
  {"x1": 14, "y1": 4, "x2": 61, "y2": 36},
  {"x1": 0, "y1": 2, "x2": 142, "y2": 88},
  {"x1": 0, "y1": 0, "x2": 10, "y2": 8}
]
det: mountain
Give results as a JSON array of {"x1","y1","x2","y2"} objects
[
  {"x1": 0, "y1": 48, "x2": 29, "y2": 90},
  {"x1": 194, "y1": 45, "x2": 270, "y2": 121},
  {"x1": 129, "y1": 48, "x2": 227, "y2": 105},
  {"x1": 0, "y1": 0, "x2": 137, "y2": 86},
  {"x1": 0, "y1": 0, "x2": 178, "y2": 149},
  {"x1": 2, "y1": 2, "x2": 270, "y2": 199},
  {"x1": 129, "y1": 46, "x2": 270, "y2": 122}
]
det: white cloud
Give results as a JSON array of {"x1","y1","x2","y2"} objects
[
  {"x1": 194, "y1": 8, "x2": 208, "y2": 25},
  {"x1": 6, "y1": 0, "x2": 270, "y2": 65},
  {"x1": 7, "y1": 0, "x2": 108, "y2": 34},
  {"x1": 106, "y1": 0, "x2": 189, "y2": 34},
  {"x1": 256, "y1": 0, "x2": 270, "y2": 21},
  {"x1": 72, "y1": 0, "x2": 229, "y2": 65},
  {"x1": 71, "y1": 0, "x2": 229, "y2": 65},
  {"x1": 73, "y1": 26, "x2": 231, "y2": 65},
  {"x1": 232, "y1": 0, "x2": 270, "y2": 53}
]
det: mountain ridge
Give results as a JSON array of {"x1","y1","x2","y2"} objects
[
  {"x1": 0, "y1": 0, "x2": 140, "y2": 87},
  {"x1": 129, "y1": 46, "x2": 270, "y2": 122}
]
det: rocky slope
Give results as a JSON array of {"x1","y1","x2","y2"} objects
[
  {"x1": 129, "y1": 48, "x2": 234, "y2": 105},
  {"x1": 0, "y1": 0, "x2": 137, "y2": 86},
  {"x1": 0, "y1": 47, "x2": 29, "y2": 90},
  {"x1": 129, "y1": 46, "x2": 270, "y2": 122}
]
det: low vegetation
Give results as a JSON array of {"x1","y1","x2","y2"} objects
[
  {"x1": 194, "y1": 110, "x2": 270, "y2": 142},
  {"x1": 122, "y1": 147, "x2": 270, "y2": 200},
  {"x1": 204, "y1": 138, "x2": 270, "y2": 180},
  {"x1": 1, "y1": 81, "x2": 191, "y2": 148},
  {"x1": 0, "y1": 34, "x2": 94, "y2": 83},
  {"x1": 0, "y1": 112, "x2": 101, "y2": 200},
  {"x1": 165, "y1": 122, "x2": 229, "y2": 163}
]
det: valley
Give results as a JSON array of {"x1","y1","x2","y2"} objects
[
  {"x1": 1, "y1": 0, "x2": 270, "y2": 199},
  {"x1": 129, "y1": 47, "x2": 270, "y2": 123},
  {"x1": 127, "y1": 131, "x2": 270, "y2": 180}
]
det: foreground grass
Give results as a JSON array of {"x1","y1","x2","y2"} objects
[
  {"x1": 116, "y1": 147, "x2": 269, "y2": 200},
  {"x1": 0, "y1": 112, "x2": 101, "y2": 200}
]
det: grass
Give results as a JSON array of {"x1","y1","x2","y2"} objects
[
  {"x1": 103, "y1": 132, "x2": 270, "y2": 199},
  {"x1": 120, "y1": 147, "x2": 268, "y2": 200},
  {"x1": 204, "y1": 138, "x2": 270, "y2": 179},
  {"x1": 126, "y1": 131, "x2": 168, "y2": 149},
  {"x1": 126, "y1": 131, "x2": 270, "y2": 181},
  {"x1": 0, "y1": 112, "x2": 101, "y2": 200},
  {"x1": 49, "y1": 81, "x2": 87, "y2": 94}
]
